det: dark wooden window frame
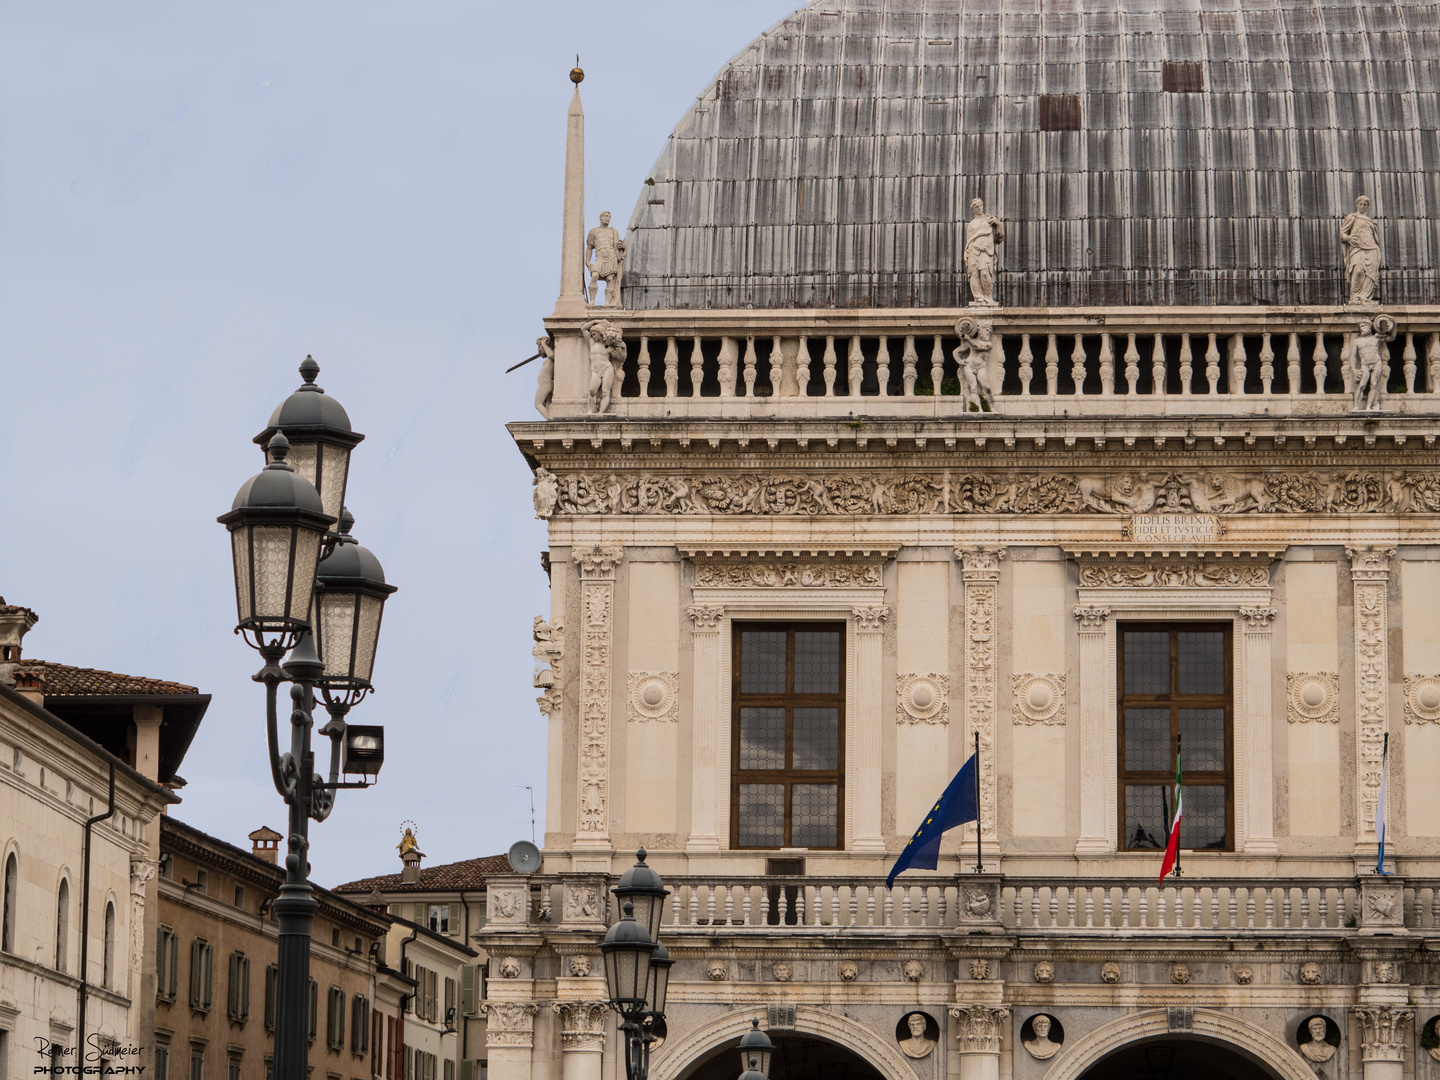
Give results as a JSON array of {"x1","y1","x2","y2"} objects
[
  {"x1": 1117, "y1": 621, "x2": 1235, "y2": 853},
  {"x1": 730, "y1": 621, "x2": 847, "y2": 850}
]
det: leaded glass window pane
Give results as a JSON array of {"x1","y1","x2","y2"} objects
[
  {"x1": 740, "y1": 631, "x2": 787, "y2": 693},
  {"x1": 1124, "y1": 785, "x2": 1168, "y2": 850},
  {"x1": 794, "y1": 631, "x2": 841, "y2": 693},
  {"x1": 1178, "y1": 631, "x2": 1226, "y2": 694},
  {"x1": 1179, "y1": 708, "x2": 1226, "y2": 770},
  {"x1": 737, "y1": 786, "x2": 785, "y2": 846},
  {"x1": 793, "y1": 708, "x2": 839, "y2": 769},
  {"x1": 739, "y1": 708, "x2": 786, "y2": 769},
  {"x1": 1123, "y1": 631, "x2": 1170, "y2": 694},
  {"x1": 1124, "y1": 708, "x2": 1170, "y2": 771},
  {"x1": 791, "y1": 785, "x2": 838, "y2": 847}
]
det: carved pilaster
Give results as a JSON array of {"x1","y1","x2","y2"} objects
[
  {"x1": 1239, "y1": 607, "x2": 1278, "y2": 853},
  {"x1": 129, "y1": 861, "x2": 155, "y2": 976},
  {"x1": 575, "y1": 546, "x2": 622, "y2": 851},
  {"x1": 686, "y1": 605, "x2": 726, "y2": 852},
  {"x1": 483, "y1": 1002, "x2": 540, "y2": 1049},
  {"x1": 1349, "y1": 547, "x2": 1396, "y2": 852},
  {"x1": 1355, "y1": 1006, "x2": 1412, "y2": 1063},
  {"x1": 553, "y1": 1001, "x2": 608, "y2": 1053},
  {"x1": 957, "y1": 549, "x2": 1003, "y2": 843},
  {"x1": 1074, "y1": 607, "x2": 1113, "y2": 854},
  {"x1": 950, "y1": 1005, "x2": 1010, "y2": 1055},
  {"x1": 852, "y1": 605, "x2": 890, "y2": 854}
]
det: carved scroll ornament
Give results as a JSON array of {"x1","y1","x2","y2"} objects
[{"x1": 1078, "y1": 561, "x2": 1270, "y2": 588}]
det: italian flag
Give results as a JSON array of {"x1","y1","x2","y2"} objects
[{"x1": 1158, "y1": 752, "x2": 1182, "y2": 883}]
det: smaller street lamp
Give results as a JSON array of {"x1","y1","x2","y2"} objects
[
  {"x1": 737, "y1": 1019, "x2": 774, "y2": 1079},
  {"x1": 602, "y1": 850, "x2": 671, "y2": 1080}
]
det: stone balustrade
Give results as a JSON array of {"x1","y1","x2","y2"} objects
[{"x1": 546, "y1": 306, "x2": 1440, "y2": 418}]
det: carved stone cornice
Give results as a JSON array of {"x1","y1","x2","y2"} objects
[
  {"x1": 950, "y1": 1006, "x2": 1010, "y2": 1054},
  {"x1": 693, "y1": 560, "x2": 883, "y2": 588},
  {"x1": 576, "y1": 545, "x2": 624, "y2": 578},
  {"x1": 687, "y1": 605, "x2": 725, "y2": 629},
  {"x1": 1355, "y1": 1006, "x2": 1413, "y2": 1062},
  {"x1": 852, "y1": 605, "x2": 890, "y2": 631},
  {"x1": 1073, "y1": 606, "x2": 1112, "y2": 631},
  {"x1": 483, "y1": 1002, "x2": 540, "y2": 1048},
  {"x1": 553, "y1": 1001, "x2": 609, "y2": 1053},
  {"x1": 1238, "y1": 607, "x2": 1277, "y2": 630}
]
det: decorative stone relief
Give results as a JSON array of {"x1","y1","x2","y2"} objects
[
  {"x1": 1372, "y1": 960, "x2": 1402, "y2": 984},
  {"x1": 897, "y1": 673, "x2": 949, "y2": 725},
  {"x1": 534, "y1": 467, "x2": 559, "y2": 519},
  {"x1": 838, "y1": 961, "x2": 858, "y2": 982},
  {"x1": 1239, "y1": 607, "x2": 1277, "y2": 629},
  {"x1": 488, "y1": 885, "x2": 529, "y2": 925},
  {"x1": 554, "y1": 1001, "x2": 608, "y2": 1053},
  {"x1": 693, "y1": 561, "x2": 883, "y2": 588},
  {"x1": 1404, "y1": 675, "x2": 1440, "y2": 724},
  {"x1": 959, "y1": 548, "x2": 1002, "y2": 842},
  {"x1": 1233, "y1": 966, "x2": 1253, "y2": 985},
  {"x1": 563, "y1": 883, "x2": 601, "y2": 924},
  {"x1": 897, "y1": 1012, "x2": 938, "y2": 1059},
  {"x1": 1298, "y1": 1017, "x2": 1338, "y2": 1064},
  {"x1": 627, "y1": 671, "x2": 679, "y2": 723},
  {"x1": 959, "y1": 882, "x2": 998, "y2": 923},
  {"x1": 1074, "y1": 607, "x2": 1112, "y2": 630},
  {"x1": 568, "y1": 955, "x2": 593, "y2": 978},
  {"x1": 577, "y1": 547, "x2": 622, "y2": 841},
  {"x1": 1077, "y1": 561, "x2": 1270, "y2": 588},
  {"x1": 533, "y1": 617, "x2": 564, "y2": 718},
  {"x1": 1362, "y1": 878, "x2": 1404, "y2": 929},
  {"x1": 1298, "y1": 962, "x2": 1323, "y2": 985},
  {"x1": 950, "y1": 1006, "x2": 1010, "y2": 1055},
  {"x1": 1033, "y1": 961, "x2": 1054, "y2": 984},
  {"x1": 1355, "y1": 1006, "x2": 1413, "y2": 1063},
  {"x1": 482, "y1": 1003, "x2": 539, "y2": 1049},
  {"x1": 772, "y1": 961, "x2": 793, "y2": 982},
  {"x1": 499, "y1": 957, "x2": 522, "y2": 979},
  {"x1": 903, "y1": 960, "x2": 924, "y2": 982},
  {"x1": 1287, "y1": 672, "x2": 1340, "y2": 723},
  {"x1": 546, "y1": 469, "x2": 1440, "y2": 517},
  {"x1": 969, "y1": 959, "x2": 990, "y2": 980},
  {"x1": 706, "y1": 960, "x2": 727, "y2": 981},
  {"x1": 1100, "y1": 962, "x2": 1121, "y2": 983},
  {"x1": 1012, "y1": 673, "x2": 1065, "y2": 726},
  {"x1": 129, "y1": 860, "x2": 155, "y2": 976},
  {"x1": 1350, "y1": 547, "x2": 1395, "y2": 847},
  {"x1": 1170, "y1": 963, "x2": 1191, "y2": 985}
]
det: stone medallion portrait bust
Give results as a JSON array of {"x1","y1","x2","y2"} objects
[
  {"x1": 1023, "y1": 1015, "x2": 1064, "y2": 1060},
  {"x1": 1298, "y1": 1016, "x2": 1337, "y2": 1063},
  {"x1": 896, "y1": 1012, "x2": 937, "y2": 1059}
]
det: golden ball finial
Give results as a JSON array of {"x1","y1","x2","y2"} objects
[{"x1": 571, "y1": 54, "x2": 584, "y2": 84}]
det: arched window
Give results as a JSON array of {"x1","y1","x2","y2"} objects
[
  {"x1": 1, "y1": 853, "x2": 15, "y2": 953},
  {"x1": 103, "y1": 901, "x2": 116, "y2": 988},
  {"x1": 55, "y1": 879, "x2": 70, "y2": 972}
]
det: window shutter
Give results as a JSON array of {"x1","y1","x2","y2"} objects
[
  {"x1": 460, "y1": 1063, "x2": 473, "y2": 1080},
  {"x1": 352, "y1": 996, "x2": 360, "y2": 1053},
  {"x1": 240, "y1": 957, "x2": 251, "y2": 1021},
  {"x1": 264, "y1": 965, "x2": 277, "y2": 1031},
  {"x1": 444, "y1": 977, "x2": 455, "y2": 1024},
  {"x1": 448, "y1": 904, "x2": 461, "y2": 935},
  {"x1": 327, "y1": 988, "x2": 336, "y2": 1047},
  {"x1": 168, "y1": 934, "x2": 178, "y2": 999},
  {"x1": 308, "y1": 978, "x2": 318, "y2": 1041},
  {"x1": 461, "y1": 966, "x2": 475, "y2": 1016},
  {"x1": 203, "y1": 944, "x2": 214, "y2": 1009},
  {"x1": 429, "y1": 970, "x2": 438, "y2": 1022},
  {"x1": 388, "y1": 903, "x2": 401, "y2": 917},
  {"x1": 155, "y1": 927, "x2": 166, "y2": 983},
  {"x1": 189, "y1": 941, "x2": 203, "y2": 1007},
  {"x1": 412, "y1": 903, "x2": 426, "y2": 924},
  {"x1": 445, "y1": 1060, "x2": 455, "y2": 1080},
  {"x1": 155, "y1": 1047, "x2": 169, "y2": 1080},
  {"x1": 338, "y1": 988, "x2": 346, "y2": 1049},
  {"x1": 228, "y1": 953, "x2": 240, "y2": 1018}
]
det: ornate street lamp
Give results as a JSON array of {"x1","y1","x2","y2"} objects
[
  {"x1": 737, "y1": 1019, "x2": 774, "y2": 1079},
  {"x1": 602, "y1": 850, "x2": 671, "y2": 1080},
  {"x1": 220, "y1": 358, "x2": 395, "y2": 1080}
]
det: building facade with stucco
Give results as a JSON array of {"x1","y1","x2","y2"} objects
[{"x1": 498, "y1": 4, "x2": 1440, "y2": 1080}]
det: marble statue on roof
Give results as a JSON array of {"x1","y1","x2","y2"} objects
[
  {"x1": 963, "y1": 198, "x2": 1004, "y2": 306},
  {"x1": 587, "y1": 211, "x2": 625, "y2": 308},
  {"x1": 1341, "y1": 195, "x2": 1383, "y2": 305}
]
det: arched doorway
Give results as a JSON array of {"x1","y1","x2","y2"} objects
[
  {"x1": 680, "y1": 1033, "x2": 884, "y2": 1080},
  {"x1": 1075, "y1": 1036, "x2": 1285, "y2": 1080}
]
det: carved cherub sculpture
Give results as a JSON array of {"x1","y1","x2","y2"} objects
[
  {"x1": 1346, "y1": 316, "x2": 1396, "y2": 412},
  {"x1": 586, "y1": 211, "x2": 625, "y2": 307},
  {"x1": 952, "y1": 318, "x2": 995, "y2": 412},
  {"x1": 581, "y1": 319, "x2": 626, "y2": 413}
]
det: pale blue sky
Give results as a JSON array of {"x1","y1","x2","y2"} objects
[{"x1": 0, "y1": 1, "x2": 798, "y2": 885}]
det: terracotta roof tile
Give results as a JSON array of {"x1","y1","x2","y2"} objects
[
  {"x1": 333, "y1": 854, "x2": 512, "y2": 894},
  {"x1": 23, "y1": 659, "x2": 199, "y2": 697}
]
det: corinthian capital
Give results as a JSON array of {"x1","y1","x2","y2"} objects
[
  {"x1": 1355, "y1": 1006, "x2": 1413, "y2": 1063},
  {"x1": 1347, "y1": 546, "x2": 1396, "y2": 581},
  {"x1": 687, "y1": 605, "x2": 725, "y2": 629},
  {"x1": 956, "y1": 547, "x2": 1005, "y2": 579},
  {"x1": 553, "y1": 1001, "x2": 609, "y2": 1052},
  {"x1": 1239, "y1": 607, "x2": 1277, "y2": 630},
  {"x1": 852, "y1": 605, "x2": 891, "y2": 631},
  {"x1": 1073, "y1": 606, "x2": 1112, "y2": 631},
  {"x1": 577, "y1": 545, "x2": 624, "y2": 578},
  {"x1": 949, "y1": 1005, "x2": 1010, "y2": 1054}
]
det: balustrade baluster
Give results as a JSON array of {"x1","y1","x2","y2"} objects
[
  {"x1": 1098, "y1": 333, "x2": 1114, "y2": 392},
  {"x1": 1151, "y1": 333, "x2": 1166, "y2": 396},
  {"x1": 1084, "y1": 887, "x2": 1095, "y2": 928},
  {"x1": 671, "y1": 888, "x2": 682, "y2": 926},
  {"x1": 1313, "y1": 333, "x2": 1328, "y2": 393},
  {"x1": 1124, "y1": 332, "x2": 1140, "y2": 394},
  {"x1": 847, "y1": 336, "x2": 864, "y2": 397},
  {"x1": 1260, "y1": 332, "x2": 1274, "y2": 394},
  {"x1": 1245, "y1": 888, "x2": 1256, "y2": 929},
  {"x1": 1205, "y1": 333, "x2": 1222, "y2": 394},
  {"x1": 1428, "y1": 333, "x2": 1440, "y2": 393},
  {"x1": 1158, "y1": 887, "x2": 1168, "y2": 928},
  {"x1": 663, "y1": 337, "x2": 680, "y2": 398},
  {"x1": 931, "y1": 335, "x2": 944, "y2": 397},
  {"x1": 877, "y1": 335, "x2": 891, "y2": 396},
  {"x1": 902, "y1": 335, "x2": 919, "y2": 396},
  {"x1": 1431, "y1": 885, "x2": 1440, "y2": 928},
  {"x1": 800, "y1": 885, "x2": 812, "y2": 926},
  {"x1": 1403, "y1": 333, "x2": 1418, "y2": 393},
  {"x1": 722, "y1": 885, "x2": 732, "y2": 925},
  {"x1": 1070, "y1": 335, "x2": 1087, "y2": 393},
  {"x1": 1026, "y1": 887, "x2": 1038, "y2": 929},
  {"x1": 772, "y1": 336, "x2": 786, "y2": 397},
  {"x1": 743, "y1": 336, "x2": 759, "y2": 396},
  {"x1": 638, "y1": 335, "x2": 652, "y2": 397},
  {"x1": 823, "y1": 337, "x2": 838, "y2": 396},
  {"x1": 797, "y1": 336, "x2": 812, "y2": 396},
  {"x1": 1120, "y1": 887, "x2": 1131, "y2": 929},
  {"x1": 776, "y1": 887, "x2": 788, "y2": 926},
  {"x1": 1283, "y1": 887, "x2": 1292, "y2": 928},
  {"x1": 1019, "y1": 333, "x2": 1034, "y2": 395},
  {"x1": 902, "y1": 887, "x2": 914, "y2": 927},
  {"x1": 1139, "y1": 888, "x2": 1150, "y2": 928},
  {"x1": 1048, "y1": 887, "x2": 1059, "y2": 928},
  {"x1": 1229, "y1": 333, "x2": 1247, "y2": 394},
  {"x1": 1045, "y1": 333, "x2": 1060, "y2": 395},
  {"x1": 1179, "y1": 332, "x2": 1193, "y2": 395},
  {"x1": 1318, "y1": 888, "x2": 1330, "y2": 928},
  {"x1": 742, "y1": 887, "x2": 753, "y2": 926},
  {"x1": 1102, "y1": 887, "x2": 1113, "y2": 928},
  {"x1": 1287, "y1": 333, "x2": 1301, "y2": 395},
  {"x1": 1066, "y1": 887, "x2": 1077, "y2": 928},
  {"x1": 690, "y1": 335, "x2": 704, "y2": 397},
  {"x1": 885, "y1": 887, "x2": 895, "y2": 927},
  {"x1": 719, "y1": 337, "x2": 738, "y2": 398}
]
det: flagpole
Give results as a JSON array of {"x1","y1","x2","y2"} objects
[
  {"x1": 1175, "y1": 733, "x2": 1182, "y2": 879},
  {"x1": 1377, "y1": 732, "x2": 1390, "y2": 875},
  {"x1": 973, "y1": 731, "x2": 982, "y2": 874}
]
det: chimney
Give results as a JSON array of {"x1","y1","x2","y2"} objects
[
  {"x1": 397, "y1": 826, "x2": 425, "y2": 884},
  {"x1": 249, "y1": 826, "x2": 282, "y2": 864},
  {"x1": 0, "y1": 598, "x2": 39, "y2": 687},
  {"x1": 366, "y1": 887, "x2": 388, "y2": 914},
  {"x1": 11, "y1": 668, "x2": 44, "y2": 708}
]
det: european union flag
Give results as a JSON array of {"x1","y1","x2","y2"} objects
[{"x1": 886, "y1": 752, "x2": 978, "y2": 887}]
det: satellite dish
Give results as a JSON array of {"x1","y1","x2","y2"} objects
[{"x1": 507, "y1": 840, "x2": 542, "y2": 875}]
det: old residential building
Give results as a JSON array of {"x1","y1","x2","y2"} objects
[{"x1": 502, "y1": 3, "x2": 1440, "y2": 1080}]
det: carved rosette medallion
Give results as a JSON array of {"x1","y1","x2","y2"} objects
[
  {"x1": 897, "y1": 673, "x2": 949, "y2": 724},
  {"x1": 577, "y1": 546, "x2": 623, "y2": 841},
  {"x1": 627, "y1": 671, "x2": 679, "y2": 723},
  {"x1": 553, "y1": 1002, "x2": 608, "y2": 1053},
  {"x1": 483, "y1": 1003, "x2": 540, "y2": 1049},
  {"x1": 693, "y1": 560, "x2": 883, "y2": 588},
  {"x1": 958, "y1": 548, "x2": 1003, "y2": 841},
  {"x1": 1356, "y1": 1007, "x2": 1413, "y2": 1063},
  {"x1": 950, "y1": 1006, "x2": 1010, "y2": 1055},
  {"x1": 1404, "y1": 675, "x2": 1440, "y2": 723},
  {"x1": 1287, "y1": 672, "x2": 1340, "y2": 723},
  {"x1": 1012, "y1": 673, "x2": 1066, "y2": 725},
  {"x1": 1349, "y1": 547, "x2": 1396, "y2": 844}
]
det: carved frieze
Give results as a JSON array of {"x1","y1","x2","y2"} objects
[
  {"x1": 1287, "y1": 672, "x2": 1340, "y2": 723},
  {"x1": 483, "y1": 1003, "x2": 539, "y2": 1049},
  {"x1": 950, "y1": 1006, "x2": 1010, "y2": 1055},
  {"x1": 693, "y1": 560, "x2": 883, "y2": 588},
  {"x1": 1404, "y1": 675, "x2": 1440, "y2": 724},
  {"x1": 959, "y1": 549, "x2": 1002, "y2": 841},
  {"x1": 897, "y1": 673, "x2": 949, "y2": 724},
  {"x1": 627, "y1": 671, "x2": 679, "y2": 723},
  {"x1": 577, "y1": 548, "x2": 622, "y2": 840},
  {"x1": 1012, "y1": 673, "x2": 1065, "y2": 726},
  {"x1": 544, "y1": 469, "x2": 1440, "y2": 517},
  {"x1": 1077, "y1": 561, "x2": 1270, "y2": 588}
]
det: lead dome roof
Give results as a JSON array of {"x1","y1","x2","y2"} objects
[{"x1": 623, "y1": 0, "x2": 1440, "y2": 309}]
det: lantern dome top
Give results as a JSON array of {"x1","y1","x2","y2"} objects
[
  {"x1": 254, "y1": 356, "x2": 363, "y2": 448},
  {"x1": 226, "y1": 433, "x2": 330, "y2": 519},
  {"x1": 315, "y1": 511, "x2": 396, "y2": 593}
]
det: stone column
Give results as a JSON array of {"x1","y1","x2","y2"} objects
[
  {"x1": 852, "y1": 606, "x2": 890, "y2": 854},
  {"x1": 1073, "y1": 607, "x2": 1113, "y2": 855},
  {"x1": 1350, "y1": 547, "x2": 1396, "y2": 855},
  {"x1": 686, "y1": 605, "x2": 725, "y2": 852},
  {"x1": 574, "y1": 547, "x2": 623, "y2": 861},
  {"x1": 483, "y1": 1003, "x2": 541, "y2": 1080},
  {"x1": 1239, "y1": 607, "x2": 1278, "y2": 853},
  {"x1": 957, "y1": 549, "x2": 1004, "y2": 844},
  {"x1": 553, "y1": 1002, "x2": 607, "y2": 1080},
  {"x1": 1355, "y1": 1006, "x2": 1413, "y2": 1080},
  {"x1": 950, "y1": 1006, "x2": 1009, "y2": 1080}
]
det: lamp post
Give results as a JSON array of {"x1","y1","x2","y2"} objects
[
  {"x1": 219, "y1": 359, "x2": 395, "y2": 1080},
  {"x1": 601, "y1": 850, "x2": 672, "y2": 1080},
  {"x1": 737, "y1": 1019, "x2": 775, "y2": 1080}
]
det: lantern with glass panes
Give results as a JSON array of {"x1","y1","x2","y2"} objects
[
  {"x1": 601, "y1": 850, "x2": 672, "y2": 1080},
  {"x1": 737, "y1": 1019, "x2": 775, "y2": 1080},
  {"x1": 218, "y1": 358, "x2": 395, "y2": 1080}
]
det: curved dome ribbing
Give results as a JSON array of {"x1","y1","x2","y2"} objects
[{"x1": 624, "y1": 0, "x2": 1440, "y2": 309}]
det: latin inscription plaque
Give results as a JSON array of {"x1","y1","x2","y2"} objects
[{"x1": 1127, "y1": 513, "x2": 1222, "y2": 544}]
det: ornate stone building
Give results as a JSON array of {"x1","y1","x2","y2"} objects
[{"x1": 501, "y1": 3, "x2": 1440, "y2": 1080}]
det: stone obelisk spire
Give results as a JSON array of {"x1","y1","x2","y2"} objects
[{"x1": 555, "y1": 62, "x2": 587, "y2": 317}]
